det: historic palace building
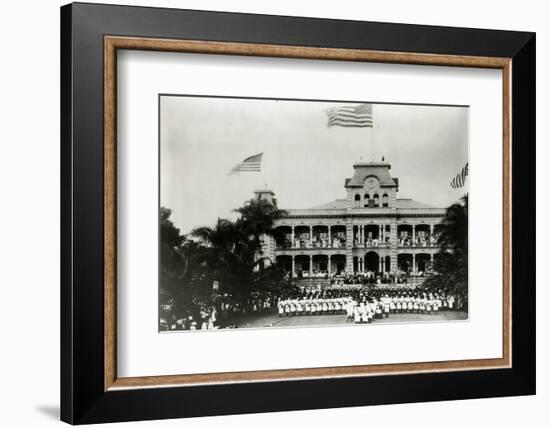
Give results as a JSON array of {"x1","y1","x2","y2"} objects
[{"x1": 256, "y1": 161, "x2": 446, "y2": 279}]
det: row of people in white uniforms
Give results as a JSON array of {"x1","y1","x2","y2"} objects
[
  {"x1": 277, "y1": 294, "x2": 454, "y2": 319},
  {"x1": 278, "y1": 298, "x2": 353, "y2": 316},
  {"x1": 391, "y1": 294, "x2": 455, "y2": 312},
  {"x1": 350, "y1": 301, "x2": 387, "y2": 323},
  {"x1": 348, "y1": 294, "x2": 453, "y2": 324}
]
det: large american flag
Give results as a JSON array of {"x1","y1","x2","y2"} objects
[
  {"x1": 451, "y1": 162, "x2": 469, "y2": 189},
  {"x1": 326, "y1": 104, "x2": 373, "y2": 128},
  {"x1": 229, "y1": 152, "x2": 263, "y2": 174}
]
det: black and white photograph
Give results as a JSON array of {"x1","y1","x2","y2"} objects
[{"x1": 159, "y1": 95, "x2": 469, "y2": 332}]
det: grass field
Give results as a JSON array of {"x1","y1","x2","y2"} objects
[{"x1": 227, "y1": 310, "x2": 468, "y2": 330}]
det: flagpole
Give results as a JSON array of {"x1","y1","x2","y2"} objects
[
  {"x1": 260, "y1": 152, "x2": 266, "y2": 189},
  {"x1": 370, "y1": 105, "x2": 375, "y2": 161},
  {"x1": 370, "y1": 124, "x2": 374, "y2": 162}
]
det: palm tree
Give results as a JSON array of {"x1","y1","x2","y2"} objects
[
  {"x1": 188, "y1": 198, "x2": 289, "y2": 299},
  {"x1": 425, "y1": 195, "x2": 468, "y2": 307},
  {"x1": 159, "y1": 207, "x2": 185, "y2": 302},
  {"x1": 437, "y1": 195, "x2": 468, "y2": 255},
  {"x1": 191, "y1": 218, "x2": 246, "y2": 283},
  {"x1": 233, "y1": 198, "x2": 287, "y2": 248},
  {"x1": 159, "y1": 207, "x2": 211, "y2": 325},
  {"x1": 192, "y1": 218, "x2": 241, "y2": 254}
]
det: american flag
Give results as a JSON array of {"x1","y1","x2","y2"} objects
[
  {"x1": 451, "y1": 162, "x2": 469, "y2": 189},
  {"x1": 229, "y1": 152, "x2": 263, "y2": 175},
  {"x1": 326, "y1": 104, "x2": 373, "y2": 128}
]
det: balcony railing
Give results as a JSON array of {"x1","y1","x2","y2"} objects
[
  {"x1": 353, "y1": 240, "x2": 390, "y2": 249},
  {"x1": 277, "y1": 240, "x2": 346, "y2": 250},
  {"x1": 398, "y1": 239, "x2": 438, "y2": 248},
  {"x1": 277, "y1": 239, "x2": 440, "y2": 250}
]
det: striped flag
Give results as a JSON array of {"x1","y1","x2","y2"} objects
[
  {"x1": 229, "y1": 152, "x2": 263, "y2": 175},
  {"x1": 326, "y1": 104, "x2": 373, "y2": 128},
  {"x1": 451, "y1": 162, "x2": 469, "y2": 189}
]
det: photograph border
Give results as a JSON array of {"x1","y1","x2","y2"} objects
[
  {"x1": 61, "y1": 3, "x2": 534, "y2": 424},
  {"x1": 156, "y1": 92, "x2": 472, "y2": 336}
]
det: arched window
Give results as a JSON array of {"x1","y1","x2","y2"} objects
[
  {"x1": 373, "y1": 194, "x2": 380, "y2": 207},
  {"x1": 382, "y1": 193, "x2": 389, "y2": 208},
  {"x1": 354, "y1": 194, "x2": 361, "y2": 208},
  {"x1": 364, "y1": 194, "x2": 370, "y2": 207}
]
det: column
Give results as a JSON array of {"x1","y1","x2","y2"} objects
[
  {"x1": 412, "y1": 225, "x2": 416, "y2": 246},
  {"x1": 291, "y1": 256, "x2": 295, "y2": 278},
  {"x1": 378, "y1": 225, "x2": 382, "y2": 242},
  {"x1": 390, "y1": 223, "x2": 398, "y2": 273},
  {"x1": 359, "y1": 258, "x2": 363, "y2": 272},
  {"x1": 345, "y1": 222, "x2": 353, "y2": 273},
  {"x1": 360, "y1": 225, "x2": 364, "y2": 244},
  {"x1": 430, "y1": 253, "x2": 434, "y2": 269},
  {"x1": 328, "y1": 255, "x2": 331, "y2": 276},
  {"x1": 379, "y1": 257, "x2": 383, "y2": 273},
  {"x1": 430, "y1": 224, "x2": 434, "y2": 247},
  {"x1": 328, "y1": 225, "x2": 332, "y2": 247},
  {"x1": 412, "y1": 253, "x2": 416, "y2": 275},
  {"x1": 309, "y1": 254, "x2": 313, "y2": 276},
  {"x1": 309, "y1": 225, "x2": 313, "y2": 246},
  {"x1": 291, "y1": 226, "x2": 295, "y2": 248}
]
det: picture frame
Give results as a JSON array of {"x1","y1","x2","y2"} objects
[{"x1": 60, "y1": 2, "x2": 535, "y2": 424}]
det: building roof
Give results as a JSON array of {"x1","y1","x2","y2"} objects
[
  {"x1": 309, "y1": 199, "x2": 348, "y2": 209},
  {"x1": 307, "y1": 198, "x2": 437, "y2": 210},
  {"x1": 394, "y1": 198, "x2": 437, "y2": 209},
  {"x1": 345, "y1": 161, "x2": 398, "y2": 188}
]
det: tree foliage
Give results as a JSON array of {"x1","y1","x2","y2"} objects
[
  {"x1": 160, "y1": 199, "x2": 291, "y2": 317},
  {"x1": 424, "y1": 195, "x2": 468, "y2": 305}
]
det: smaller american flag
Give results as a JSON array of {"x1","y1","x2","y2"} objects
[
  {"x1": 229, "y1": 152, "x2": 263, "y2": 175},
  {"x1": 326, "y1": 104, "x2": 373, "y2": 128},
  {"x1": 451, "y1": 162, "x2": 469, "y2": 189}
]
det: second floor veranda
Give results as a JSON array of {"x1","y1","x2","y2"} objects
[
  {"x1": 275, "y1": 223, "x2": 441, "y2": 250},
  {"x1": 275, "y1": 224, "x2": 347, "y2": 250}
]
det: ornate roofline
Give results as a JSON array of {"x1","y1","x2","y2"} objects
[{"x1": 276, "y1": 211, "x2": 446, "y2": 221}]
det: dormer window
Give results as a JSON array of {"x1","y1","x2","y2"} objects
[
  {"x1": 382, "y1": 193, "x2": 389, "y2": 207},
  {"x1": 354, "y1": 194, "x2": 361, "y2": 208},
  {"x1": 373, "y1": 194, "x2": 379, "y2": 207}
]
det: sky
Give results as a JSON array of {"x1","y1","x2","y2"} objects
[{"x1": 160, "y1": 96, "x2": 468, "y2": 235}]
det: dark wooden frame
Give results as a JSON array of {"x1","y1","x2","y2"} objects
[{"x1": 61, "y1": 2, "x2": 536, "y2": 424}]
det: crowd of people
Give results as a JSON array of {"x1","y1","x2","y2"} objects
[
  {"x1": 399, "y1": 235, "x2": 438, "y2": 248},
  {"x1": 160, "y1": 285, "x2": 463, "y2": 331},
  {"x1": 279, "y1": 234, "x2": 439, "y2": 249},
  {"x1": 281, "y1": 236, "x2": 346, "y2": 249},
  {"x1": 352, "y1": 237, "x2": 387, "y2": 248},
  {"x1": 276, "y1": 288, "x2": 458, "y2": 323},
  {"x1": 295, "y1": 270, "x2": 430, "y2": 283},
  {"x1": 329, "y1": 271, "x2": 416, "y2": 285}
]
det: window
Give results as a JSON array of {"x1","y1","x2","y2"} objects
[
  {"x1": 373, "y1": 194, "x2": 379, "y2": 207},
  {"x1": 364, "y1": 194, "x2": 370, "y2": 207},
  {"x1": 354, "y1": 194, "x2": 360, "y2": 208},
  {"x1": 382, "y1": 193, "x2": 389, "y2": 207}
]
